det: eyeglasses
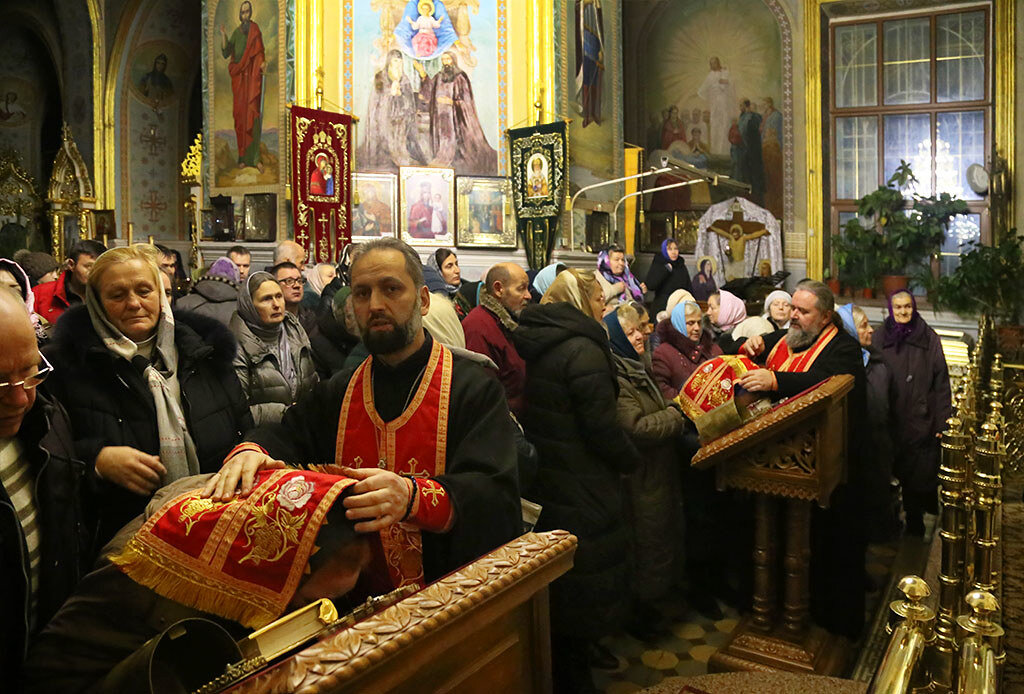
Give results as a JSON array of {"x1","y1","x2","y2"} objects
[
  {"x1": 0, "y1": 353, "x2": 53, "y2": 392},
  {"x1": 279, "y1": 278, "x2": 305, "y2": 288}
]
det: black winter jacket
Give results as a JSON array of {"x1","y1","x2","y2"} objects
[
  {"x1": 43, "y1": 306, "x2": 253, "y2": 553},
  {"x1": 309, "y1": 306, "x2": 360, "y2": 379},
  {"x1": 645, "y1": 256, "x2": 692, "y2": 316},
  {"x1": 1, "y1": 394, "x2": 88, "y2": 687},
  {"x1": 512, "y1": 302, "x2": 641, "y2": 638}
]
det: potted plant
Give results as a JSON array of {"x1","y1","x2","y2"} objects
[
  {"x1": 928, "y1": 231, "x2": 1024, "y2": 358},
  {"x1": 833, "y1": 216, "x2": 880, "y2": 298},
  {"x1": 836, "y1": 161, "x2": 968, "y2": 297}
]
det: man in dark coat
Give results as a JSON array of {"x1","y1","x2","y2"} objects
[
  {"x1": 462, "y1": 263, "x2": 532, "y2": 416},
  {"x1": 309, "y1": 286, "x2": 361, "y2": 379},
  {"x1": 43, "y1": 306, "x2": 253, "y2": 554},
  {"x1": 872, "y1": 290, "x2": 950, "y2": 536},
  {"x1": 739, "y1": 279, "x2": 869, "y2": 640},
  {"x1": 0, "y1": 290, "x2": 88, "y2": 687},
  {"x1": 513, "y1": 280, "x2": 641, "y2": 692},
  {"x1": 208, "y1": 238, "x2": 520, "y2": 589},
  {"x1": 33, "y1": 239, "x2": 107, "y2": 326}
]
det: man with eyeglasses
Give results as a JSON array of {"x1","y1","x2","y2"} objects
[
  {"x1": 0, "y1": 288, "x2": 87, "y2": 684},
  {"x1": 272, "y1": 261, "x2": 317, "y2": 337}
]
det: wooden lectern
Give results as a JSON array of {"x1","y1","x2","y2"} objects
[
  {"x1": 226, "y1": 530, "x2": 577, "y2": 694},
  {"x1": 692, "y1": 375, "x2": 854, "y2": 676}
]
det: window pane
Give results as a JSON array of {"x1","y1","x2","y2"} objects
[
  {"x1": 940, "y1": 213, "x2": 981, "y2": 274},
  {"x1": 835, "y1": 24, "x2": 878, "y2": 108},
  {"x1": 884, "y1": 114, "x2": 933, "y2": 196},
  {"x1": 835, "y1": 116, "x2": 879, "y2": 200},
  {"x1": 883, "y1": 18, "x2": 931, "y2": 105},
  {"x1": 936, "y1": 111, "x2": 985, "y2": 200},
  {"x1": 937, "y1": 11, "x2": 986, "y2": 103}
]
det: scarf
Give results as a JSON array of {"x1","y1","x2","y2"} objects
[
  {"x1": 85, "y1": 265, "x2": 199, "y2": 483},
  {"x1": 715, "y1": 290, "x2": 747, "y2": 332},
  {"x1": 836, "y1": 303, "x2": 869, "y2": 366},
  {"x1": 671, "y1": 301, "x2": 700, "y2": 337},
  {"x1": 422, "y1": 292, "x2": 466, "y2": 348},
  {"x1": 532, "y1": 263, "x2": 565, "y2": 297},
  {"x1": 0, "y1": 258, "x2": 44, "y2": 339},
  {"x1": 603, "y1": 307, "x2": 639, "y2": 361},
  {"x1": 883, "y1": 290, "x2": 921, "y2": 353},
  {"x1": 762, "y1": 289, "x2": 792, "y2": 329},
  {"x1": 237, "y1": 272, "x2": 296, "y2": 394},
  {"x1": 657, "y1": 288, "x2": 696, "y2": 323},
  {"x1": 597, "y1": 250, "x2": 644, "y2": 301},
  {"x1": 427, "y1": 248, "x2": 460, "y2": 295},
  {"x1": 480, "y1": 289, "x2": 519, "y2": 333},
  {"x1": 540, "y1": 268, "x2": 590, "y2": 315},
  {"x1": 304, "y1": 264, "x2": 332, "y2": 296}
]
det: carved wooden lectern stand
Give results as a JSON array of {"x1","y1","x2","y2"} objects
[{"x1": 692, "y1": 375, "x2": 854, "y2": 675}]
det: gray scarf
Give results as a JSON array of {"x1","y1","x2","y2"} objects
[
  {"x1": 236, "y1": 272, "x2": 296, "y2": 394},
  {"x1": 85, "y1": 269, "x2": 199, "y2": 484}
]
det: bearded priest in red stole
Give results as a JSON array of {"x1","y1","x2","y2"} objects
[
  {"x1": 736, "y1": 279, "x2": 871, "y2": 642},
  {"x1": 207, "y1": 238, "x2": 521, "y2": 592}
]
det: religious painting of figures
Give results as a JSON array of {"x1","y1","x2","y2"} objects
[
  {"x1": 343, "y1": 1, "x2": 507, "y2": 176},
  {"x1": 243, "y1": 193, "x2": 276, "y2": 241},
  {"x1": 91, "y1": 210, "x2": 116, "y2": 241},
  {"x1": 352, "y1": 173, "x2": 397, "y2": 241},
  {"x1": 399, "y1": 166, "x2": 454, "y2": 247},
  {"x1": 455, "y1": 176, "x2": 515, "y2": 249},
  {"x1": 128, "y1": 42, "x2": 188, "y2": 110},
  {"x1": 208, "y1": 0, "x2": 283, "y2": 190},
  {"x1": 0, "y1": 78, "x2": 32, "y2": 127},
  {"x1": 638, "y1": 0, "x2": 785, "y2": 221},
  {"x1": 559, "y1": 0, "x2": 623, "y2": 200}
]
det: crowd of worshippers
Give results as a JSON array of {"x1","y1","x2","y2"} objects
[{"x1": 0, "y1": 235, "x2": 950, "y2": 693}]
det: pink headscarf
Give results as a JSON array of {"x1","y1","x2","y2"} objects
[{"x1": 714, "y1": 290, "x2": 747, "y2": 332}]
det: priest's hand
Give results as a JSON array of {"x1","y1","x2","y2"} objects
[
  {"x1": 739, "y1": 368, "x2": 777, "y2": 393},
  {"x1": 741, "y1": 334, "x2": 765, "y2": 356},
  {"x1": 340, "y1": 467, "x2": 415, "y2": 533},
  {"x1": 203, "y1": 448, "x2": 286, "y2": 501},
  {"x1": 96, "y1": 446, "x2": 167, "y2": 496}
]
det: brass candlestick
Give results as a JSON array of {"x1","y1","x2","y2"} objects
[
  {"x1": 126, "y1": 221, "x2": 134, "y2": 245},
  {"x1": 956, "y1": 590, "x2": 1004, "y2": 692},
  {"x1": 970, "y1": 403, "x2": 1003, "y2": 596}
]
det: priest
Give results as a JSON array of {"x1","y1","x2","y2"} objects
[
  {"x1": 737, "y1": 279, "x2": 870, "y2": 640},
  {"x1": 206, "y1": 238, "x2": 521, "y2": 590}
]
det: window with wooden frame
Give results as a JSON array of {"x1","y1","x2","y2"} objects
[{"x1": 828, "y1": 5, "x2": 991, "y2": 277}]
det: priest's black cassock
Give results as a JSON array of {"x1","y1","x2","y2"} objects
[
  {"x1": 753, "y1": 322, "x2": 870, "y2": 640},
  {"x1": 246, "y1": 330, "x2": 522, "y2": 583}
]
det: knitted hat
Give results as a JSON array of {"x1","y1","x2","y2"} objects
[{"x1": 13, "y1": 250, "x2": 59, "y2": 286}]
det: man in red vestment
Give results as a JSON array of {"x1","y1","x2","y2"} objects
[
  {"x1": 220, "y1": 1, "x2": 266, "y2": 169},
  {"x1": 206, "y1": 238, "x2": 519, "y2": 590}
]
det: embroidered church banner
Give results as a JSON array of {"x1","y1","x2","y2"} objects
[
  {"x1": 290, "y1": 106, "x2": 353, "y2": 263},
  {"x1": 508, "y1": 121, "x2": 568, "y2": 270}
]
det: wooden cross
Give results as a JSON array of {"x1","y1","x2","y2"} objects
[
  {"x1": 708, "y1": 207, "x2": 768, "y2": 263},
  {"x1": 139, "y1": 127, "x2": 166, "y2": 156},
  {"x1": 140, "y1": 191, "x2": 168, "y2": 222}
]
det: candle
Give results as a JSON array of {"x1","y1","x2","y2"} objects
[{"x1": 127, "y1": 222, "x2": 134, "y2": 245}]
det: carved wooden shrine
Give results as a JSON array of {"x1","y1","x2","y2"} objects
[
  {"x1": 226, "y1": 530, "x2": 577, "y2": 694},
  {"x1": 692, "y1": 374, "x2": 854, "y2": 676}
]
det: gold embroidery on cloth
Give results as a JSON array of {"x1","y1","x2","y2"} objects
[
  {"x1": 177, "y1": 493, "x2": 226, "y2": 535},
  {"x1": 239, "y1": 488, "x2": 308, "y2": 565}
]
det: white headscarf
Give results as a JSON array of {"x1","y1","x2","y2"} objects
[{"x1": 762, "y1": 289, "x2": 792, "y2": 329}]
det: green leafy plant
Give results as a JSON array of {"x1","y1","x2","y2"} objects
[
  {"x1": 834, "y1": 161, "x2": 969, "y2": 286},
  {"x1": 928, "y1": 231, "x2": 1024, "y2": 324}
]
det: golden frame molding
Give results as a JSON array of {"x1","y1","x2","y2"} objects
[{"x1": 803, "y1": 0, "x2": 1015, "y2": 280}]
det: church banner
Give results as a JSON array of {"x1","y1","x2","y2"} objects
[
  {"x1": 508, "y1": 121, "x2": 568, "y2": 270},
  {"x1": 290, "y1": 106, "x2": 352, "y2": 263}
]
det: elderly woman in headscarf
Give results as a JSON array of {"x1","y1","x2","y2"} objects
[
  {"x1": 645, "y1": 238, "x2": 692, "y2": 317},
  {"x1": 604, "y1": 303, "x2": 684, "y2": 638},
  {"x1": 230, "y1": 272, "x2": 319, "y2": 426},
  {"x1": 529, "y1": 262, "x2": 567, "y2": 303},
  {"x1": 762, "y1": 289, "x2": 792, "y2": 331},
  {"x1": 652, "y1": 300, "x2": 724, "y2": 401},
  {"x1": 43, "y1": 244, "x2": 252, "y2": 551},
  {"x1": 0, "y1": 258, "x2": 49, "y2": 343},
  {"x1": 872, "y1": 290, "x2": 950, "y2": 537},
  {"x1": 301, "y1": 262, "x2": 337, "y2": 310},
  {"x1": 513, "y1": 268, "x2": 641, "y2": 691},
  {"x1": 703, "y1": 289, "x2": 750, "y2": 353},
  {"x1": 426, "y1": 248, "x2": 473, "y2": 318},
  {"x1": 837, "y1": 304, "x2": 900, "y2": 542},
  {"x1": 596, "y1": 244, "x2": 645, "y2": 306}
]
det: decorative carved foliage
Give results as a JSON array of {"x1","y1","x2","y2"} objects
[
  {"x1": 748, "y1": 431, "x2": 817, "y2": 475},
  {"x1": 0, "y1": 149, "x2": 40, "y2": 220}
]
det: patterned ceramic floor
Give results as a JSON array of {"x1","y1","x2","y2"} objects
[{"x1": 591, "y1": 541, "x2": 903, "y2": 693}]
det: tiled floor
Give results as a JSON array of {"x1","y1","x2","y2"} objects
[{"x1": 591, "y1": 541, "x2": 905, "y2": 693}]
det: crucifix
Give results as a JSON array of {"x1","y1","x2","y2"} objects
[
  {"x1": 317, "y1": 213, "x2": 329, "y2": 260},
  {"x1": 708, "y1": 202, "x2": 769, "y2": 280}
]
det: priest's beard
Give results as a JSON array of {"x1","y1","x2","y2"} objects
[
  {"x1": 785, "y1": 324, "x2": 820, "y2": 351},
  {"x1": 361, "y1": 299, "x2": 423, "y2": 356}
]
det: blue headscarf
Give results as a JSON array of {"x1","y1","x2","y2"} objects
[
  {"x1": 660, "y1": 238, "x2": 677, "y2": 263},
  {"x1": 603, "y1": 308, "x2": 639, "y2": 361},
  {"x1": 836, "y1": 303, "x2": 869, "y2": 366},
  {"x1": 532, "y1": 263, "x2": 565, "y2": 297},
  {"x1": 671, "y1": 301, "x2": 700, "y2": 336}
]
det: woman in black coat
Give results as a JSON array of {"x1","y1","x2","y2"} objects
[
  {"x1": 872, "y1": 290, "x2": 950, "y2": 536},
  {"x1": 44, "y1": 246, "x2": 253, "y2": 554},
  {"x1": 513, "y1": 269, "x2": 641, "y2": 693},
  {"x1": 645, "y1": 238, "x2": 692, "y2": 316}
]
